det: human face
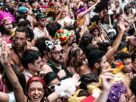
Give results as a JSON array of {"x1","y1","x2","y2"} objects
[
  {"x1": 61, "y1": 11, "x2": 66, "y2": 19},
  {"x1": 126, "y1": 8, "x2": 132, "y2": 14},
  {"x1": 51, "y1": 45, "x2": 64, "y2": 64},
  {"x1": 123, "y1": 58, "x2": 133, "y2": 73},
  {"x1": 100, "y1": 56, "x2": 110, "y2": 70},
  {"x1": 38, "y1": 18, "x2": 47, "y2": 27},
  {"x1": 28, "y1": 81, "x2": 44, "y2": 102},
  {"x1": 93, "y1": 29, "x2": 99, "y2": 36},
  {"x1": 76, "y1": 49, "x2": 85, "y2": 64},
  {"x1": 13, "y1": 31, "x2": 27, "y2": 50},
  {"x1": 69, "y1": 34, "x2": 76, "y2": 45},
  {"x1": 3, "y1": 20, "x2": 13, "y2": 31},
  {"x1": 115, "y1": 1, "x2": 120, "y2": 7},
  {"x1": 132, "y1": 59, "x2": 136, "y2": 72},
  {"x1": 31, "y1": 57, "x2": 43, "y2": 72}
]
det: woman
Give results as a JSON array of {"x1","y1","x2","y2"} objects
[
  {"x1": 67, "y1": 47, "x2": 88, "y2": 75},
  {"x1": 90, "y1": 25, "x2": 107, "y2": 44}
]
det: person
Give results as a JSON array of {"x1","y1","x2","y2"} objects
[
  {"x1": 33, "y1": 13, "x2": 49, "y2": 40},
  {"x1": 22, "y1": 49, "x2": 43, "y2": 82},
  {"x1": 46, "y1": 40, "x2": 72, "y2": 80},
  {"x1": 55, "y1": 29, "x2": 77, "y2": 67},
  {"x1": 90, "y1": 25, "x2": 108, "y2": 44},
  {"x1": 10, "y1": 26, "x2": 29, "y2": 72},
  {"x1": 44, "y1": 72, "x2": 60, "y2": 94},
  {"x1": 35, "y1": 37, "x2": 50, "y2": 63},
  {"x1": 115, "y1": 52, "x2": 134, "y2": 78},
  {"x1": 0, "y1": 10, "x2": 15, "y2": 45},
  {"x1": 67, "y1": 47, "x2": 87, "y2": 75}
]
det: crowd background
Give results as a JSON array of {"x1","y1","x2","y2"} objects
[{"x1": 0, "y1": 0, "x2": 136, "y2": 102}]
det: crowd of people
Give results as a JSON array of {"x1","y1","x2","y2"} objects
[{"x1": 0, "y1": 0, "x2": 136, "y2": 102}]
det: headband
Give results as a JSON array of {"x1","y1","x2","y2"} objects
[{"x1": 27, "y1": 76, "x2": 45, "y2": 86}]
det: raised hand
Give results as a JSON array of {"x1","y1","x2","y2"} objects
[
  {"x1": 117, "y1": 21, "x2": 126, "y2": 33},
  {"x1": 99, "y1": 72, "x2": 115, "y2": 91},
  {"x1": 0, "y1": 41, "x2": 9, "y2": 64}
]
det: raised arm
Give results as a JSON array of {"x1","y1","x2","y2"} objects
[
  {"x1": 105, "y1": 21, "x2": 125, "y2": 61},
  {"x1": 0, "y1": 43, "x2": 26, "y2": 102},
  {"x1": 77, "y1": 0, "x2": 100, "y2": 19},
  {"x1": 95, "y1": 72, "x2": 114, "y2": 102}
]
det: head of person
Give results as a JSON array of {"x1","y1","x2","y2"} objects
[
  {"x1": 44, "y1": 72, "x2": 60, "y2": 93},
  {"x1": 50, "y1": 44, "x2": 64, "y2": 65},
  {"x1": 0, "y1": 11, "x2": 15, "y2": 33},
  {"x1": 60, "y1": 10, "x2": 67, "y2": 19},
  {"x1": 45, "y1": 40, "x2": 64, "y2": 65},
  {"x1": 17, "y1": 6, "x2": 28, "y2": 19},
  {"x1": 12, "y1": 26, "x2": 29, "y2": 50},
  {"x1": 46, "y1": 22, "x2": 61, "y2": 38},
  {"x1": 26, "y1": 76, "x2": 45, "y2": 102},
  {"x1": 4, "y1": 0, "x2": 15, "y2": 8},
  {"x1": 68, "y1": 47, "x2": 85, "y2": 68},
  {"x1": 79, "y1": 31, "x2": 93, "y2": 52},
  {"x1": 36, "y1": 13, "x2": 47, "y2": 27},
  {"x1": 55, "y1": 29, "x2": 76, "y2": 46},
  {"x1": 115, "y1": 0, "x2": 120, "y2": 7},
  {"x1": 115, "y1": 52, "x2": 133, "y2": 73},
  {"x1": 87, "y1": 49, "x2": 109, "y2": 74},
  {"x1": 80, "y1": 73, "x2": 99, "y2": 95},
  {"x1": 35, "y1": 37, "x2": 50, "y2": 62},
  {"x1": 22, "y1": 49, "x2": 43, "y2": 73},
  {"x1": 90, "y1": 26, "x2": 101, "y2": 36},
  {"x1": 124, "y1": 5, "x2": 132, "y2": 15},
  {"x1": 97, "y1": 42, "x2": 111, "y2": 53},
  {"x1": 131, "y1": 52, "x2": 136, "y2": 72}
]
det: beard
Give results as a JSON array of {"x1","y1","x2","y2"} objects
[{"x1": 52, "y1": 56, "x2": 64, "y2": 65}]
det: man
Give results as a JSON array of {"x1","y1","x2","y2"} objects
[
  {"x1": 17, "y1": 5, "x2": 36, "y2": 28},
  {"x1": 47, "y1": 42, "x2": 72, "y2": 80},
  {"x1": 55, "y1": 29, "x2": 77, "y2": 67},
  {"x1": 33, "y1": 13, "x2": 49, "y2": 40},
  {"x1": 115, "y1": 52, "x2": 134, "y2": 76},
  {"x1": 11, "y1": 26, "x2": 29, "y2": 72},
  {"x1": 22, "y1": 49, "x2": 43, "y2": 82}
]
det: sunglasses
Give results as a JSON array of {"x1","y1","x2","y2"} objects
[{"x1": 48, "y1": 83, "x2": 60, "y2": 90}]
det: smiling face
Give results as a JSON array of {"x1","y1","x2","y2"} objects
[{"x1": 28, "y1": 81, "x2": 44, "y2": 102}]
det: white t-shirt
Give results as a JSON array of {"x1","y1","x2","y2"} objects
[
  {"x1": 8, "y1": 92, "x2": 16, "y2": 102},
  {"x1": 33, "y1": 27, "x2": 49, "y2": 40}
]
